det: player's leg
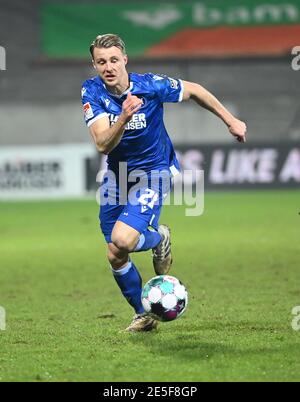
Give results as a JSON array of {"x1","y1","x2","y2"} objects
[
  {"x1": 131, "y1": 221, "x2": 172, "y2": 275},
  {"x1": 117, "y1": 181, "x2": 172, "y2": 275},
  {"x1": 108, "y1": 227, "x2": 158, "y2": 332},
  {"x1": 100, "y1": 175, "x2": 171, "y2": 330},
  {"x1": 100, "y1": 205, "x2": 145, "y2": 316},
  {"x1": 109, "y1": 224, "x2": 142, "y2": 315},
  {"x1": 107, "y1": 241, "x2": 144, "y2": 315},
  {"x1": 112, "y1": 220, "x2": 162, "y2": 253},
  {"x1": 149, "y1": 174, "x2": 173, "y2": 274},
  {"x1": 111, "y1": 221, "x2": 140, "y2": 252},
  {"x1": 110, "y1": 220, "x2": 170, "y2": 311},
  {"x1": 152, "y1": 224, "x2": 172, "y2": 275},
  {"x1": 99, "y1": 176, "x2": 157, "y2": 331},
  {"x1": 108, "y1": 242, "x2": 157, "y2": 332}
]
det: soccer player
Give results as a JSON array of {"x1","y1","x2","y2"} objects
[{"x1": 82, "y1": 34, "x2": 247, "y2": 332}]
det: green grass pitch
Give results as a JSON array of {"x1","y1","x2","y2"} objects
[{"x1": 0, "y1": 190, "x2": 300, "y2": 382}]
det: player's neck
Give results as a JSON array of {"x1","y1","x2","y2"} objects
[{"x1": 106, "y1": 75, "x2": 130, "y2": 96}]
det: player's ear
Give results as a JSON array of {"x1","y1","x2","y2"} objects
[
  {"x1": 124, "y1": 55, "x2": 128, "y2": 66},
  {"x1": 92, "y1": 59, "x2": 96, "y2": 69}
]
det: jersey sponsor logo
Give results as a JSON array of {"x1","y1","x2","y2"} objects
[
  {"x1": 83, "y1": 102, "x2": 94, "y2": 120},
  {"x1": 109, "y1": 113, "x2": 147, "y2": 130}
]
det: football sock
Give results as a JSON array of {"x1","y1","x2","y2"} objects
[
  {"x1": 134, "y1": 229, "x2": 162, "y2": 252},
  {"x1": 111, "y1": 260, "x2": 144, "y2": 314}
]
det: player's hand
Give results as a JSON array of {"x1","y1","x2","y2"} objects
[
  {"x1": 228, "y1": 118, "x2": 247, "y2": 143},
  {"x1": 121, "y1": 92, "x2": 143, "y2": 123}
]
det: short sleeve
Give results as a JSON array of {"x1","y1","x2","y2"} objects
[
  {"x1": 148, "y1": 73, "x2": 184, "y2": 103},
  {"x1": 81, "y1": 84, "x2": 108, "y2": 127}
]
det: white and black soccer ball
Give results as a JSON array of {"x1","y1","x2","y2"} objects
[{"x1": 141, "y1": 275, "x2": 188, "y2": 322}]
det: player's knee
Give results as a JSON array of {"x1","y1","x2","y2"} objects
[
  {"x1": 111, "y1": 233, "x2": 136, "y2": 252},
  {"x1": 107, "y1": 244, "x2": 128, "y2": 268},
  {"x1": 107, "y1": 250, "x2": 125, "y2": 268}
]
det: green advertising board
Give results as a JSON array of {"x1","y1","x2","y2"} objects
[{"x1": 41, "y1": 0, "x2": 300, "y2": 58}]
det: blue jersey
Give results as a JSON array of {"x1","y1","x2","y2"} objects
[{"x1": 81, "y1": 73, "x2": 183, "y2": 175}]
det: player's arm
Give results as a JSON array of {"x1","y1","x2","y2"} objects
[
  {"x1": 89, "y1": 93, "x2": 143, "y2": 154},
  {"x1": 89, "y1": 114, "x2": 125, "y2": 155},
  {"x1": 182, "y1": 80, "x2": 247, "y2": 143}
]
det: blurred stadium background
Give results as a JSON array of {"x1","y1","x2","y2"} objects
[
  {"x1": 0, "y1": 0, "x2": 299, "y2": 198},
  {"x1": 1, "y1": 0, "x2": 300, "y2": 382}
]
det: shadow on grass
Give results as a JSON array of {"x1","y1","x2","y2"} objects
[
  {"x1": 130, "y1": 335, "x2": 237, "y2": 362},
  {"x1": 125, "y1": 320, "x2": 297, "y2": 364}
]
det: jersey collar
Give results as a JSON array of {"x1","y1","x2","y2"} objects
[{"x1": 98, "y1": 74, "x2": 134, "y2": 99}]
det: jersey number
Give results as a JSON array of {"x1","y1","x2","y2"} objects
[{"x1": 138, "y1": 189, "x2": 159, "y2": 209}]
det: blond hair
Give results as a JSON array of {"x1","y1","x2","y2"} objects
[{"x1": 90, "y1": 34, "x2": 126, "y2": 59}]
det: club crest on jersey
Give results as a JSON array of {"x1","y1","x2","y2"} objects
[
  {"x1": 139, "y1": 97, "x2": 148, "y2": 109},
  {"x1": 83, "y1": 102, "x2": 94, "y2": 120}
]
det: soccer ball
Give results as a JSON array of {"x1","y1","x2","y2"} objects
[{"x1": 141, "y1": 275, "x2": 188, "y2": 322}]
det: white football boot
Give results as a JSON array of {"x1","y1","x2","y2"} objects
[
  {"x1": 124, "y1": 313, "x2": 158, "y2": 332},
  {"x1": 152, "y1": 224, "x2": 172, "y2": 275}
]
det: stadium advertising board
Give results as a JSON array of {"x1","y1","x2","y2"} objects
[
  {"x1": 175, "y1": 144, "x2": 300, "y2": 189},
  {"x1": 1, "y1": 143, "x2": 298, "y2": 200},
  {"x1": 85, "y1": 143, "x2": 300, "y2": 191},
  {"x1": 42, "y1": 0, "x2": 300, "y2": 58},
  {"x1": 0, "y1": 144, "x2": 94, "y2": 200}
]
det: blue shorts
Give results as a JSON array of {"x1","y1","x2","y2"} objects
[{"x1": 99, "y1": 170, "x2": 171, "y2": 243}]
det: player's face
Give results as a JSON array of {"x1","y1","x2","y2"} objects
[{"x1": 93, "y1": 46, "x2": 128, "y2": 88}]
